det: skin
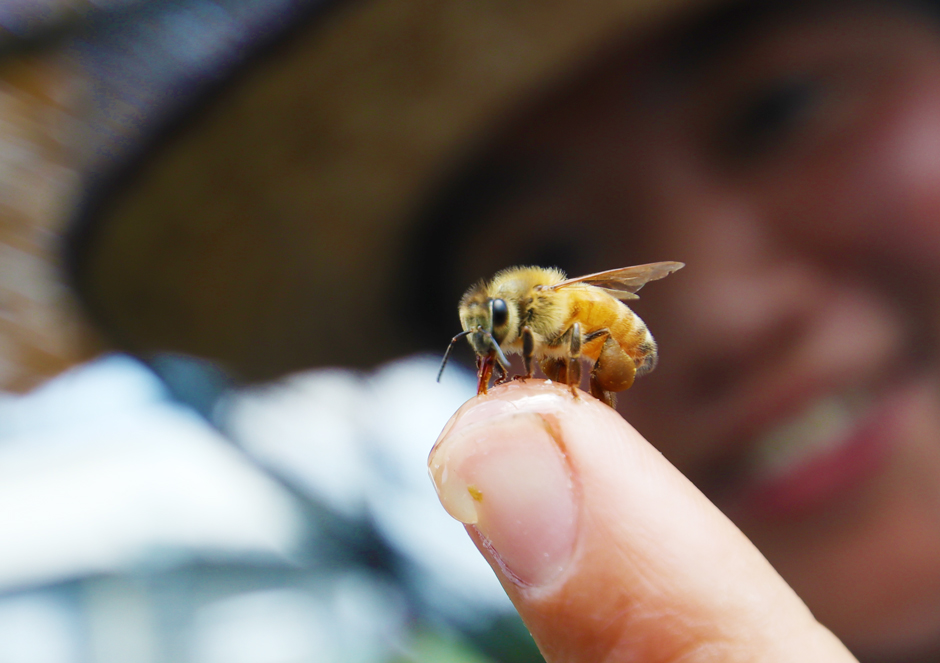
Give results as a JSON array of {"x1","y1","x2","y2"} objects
[
  {"x1": 432, "y1": 2, "x2": 940, "y2": 661},
  {"x1": 430, "y1": 380, "x2": 856, "y2": 662}
]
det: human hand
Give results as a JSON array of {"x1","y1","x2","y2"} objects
[{"x1": 428, "y1": 380, "x2": 857, "y2": 662}]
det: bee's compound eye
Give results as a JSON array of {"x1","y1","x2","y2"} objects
[{"x1": 491, "y1": 298, "x2": 509, "y2": 328}]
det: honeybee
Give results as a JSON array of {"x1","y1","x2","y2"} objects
[{"x1": 438, "y1": 262, "x2": 684, "y2": 407}]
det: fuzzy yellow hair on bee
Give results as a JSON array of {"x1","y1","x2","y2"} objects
[{"x1": 438, "y1": 262, "x2": 684, "y2": 407}]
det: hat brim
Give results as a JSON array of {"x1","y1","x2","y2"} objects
[{"x1": 69, "y1": 0, "x2": 712, "y2": 381}]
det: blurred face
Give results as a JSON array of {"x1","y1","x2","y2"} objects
[{"x1": 448, "y1": 2, "x2": 940, "y2": 661}]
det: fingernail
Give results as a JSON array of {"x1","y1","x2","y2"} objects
[{"x1": 428, "y1": 412, "x2": 578, "y2": 587}]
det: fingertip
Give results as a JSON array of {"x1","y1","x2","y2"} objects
[
  {"x1": 428, "y1": 380, "x2": 647, "y2": 591},
  {"x1": 432, "y1": 379, "x2": 622, "y2": 449},
  {"x1": 429, "y1": 409, "x2": 578, "y2": 587},
  {"x1": 428, "y1": 379, "x2": 857, "y2": 662}
]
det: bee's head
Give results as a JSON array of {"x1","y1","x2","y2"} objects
[
  {"x1": 438, "y1": 286, "x2": 512, "y2": 383},
  {"x1": 459, "y1": 282, "x2": 511, "y2": 340},
  {"x1": 439, "y1": 282, "x2": 512, "y2": 383},
  {"x1": 456, "y1": 281, "x2": 513, "y2": 366}
]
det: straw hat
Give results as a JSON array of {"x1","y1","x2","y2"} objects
[{"x1": 59, "y1": 0, "x2": 715, "y2": 383}]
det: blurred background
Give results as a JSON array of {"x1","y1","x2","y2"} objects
[{"x1": 0, "y1": 1, "x2": 543, "y2": 660}]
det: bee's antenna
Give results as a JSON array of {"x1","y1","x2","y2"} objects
[
  {"x1": 486, "y1": 332, "x2": 512, "y2": 373},
  {"x1": 437, "y1": 330, "x2": 470, "y2": 382}
]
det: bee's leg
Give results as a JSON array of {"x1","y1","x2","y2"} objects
[
  {"x1": 521, "y1": 326, "x2": 535, "y2": 378},
  {"x1": 476, "y1": 355, "x2": 495, "y2": 395},
  {"x1": 493, "y1": 360, "x2": 510, "y2": 385},
  {"x1": 593, "y1": 385, "x2": 616, "y2": 409},
  {"x1": 566, "y1": 322, "x2": 582, "y2": 398},
  {"x1": 591, "y1": 336, "x2": 636, "y2": 407},
  {"x1": 583, "y1": 330, "x2": 614, "y2": 406},
  {"x1": 540, "y1": 357, "x2": 567, "y2": 383}
]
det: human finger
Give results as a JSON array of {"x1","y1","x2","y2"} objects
[{"x1": 428, "y1": 380, "x2": 856, "y2": 663}]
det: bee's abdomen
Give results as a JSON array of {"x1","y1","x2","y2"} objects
[
  {"x1": 633, "y1": 328, "x2": 658, "y2": 376},
  {"x1": 608, "y1": 305, "x2": 658, "y2": 376}
]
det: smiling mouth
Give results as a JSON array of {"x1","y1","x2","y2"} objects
[
  {"x1": 717, "y1": 374, "x2": 924, "y2": 521},
  {"x1": 747, "y1": 388, "x2": 873, "y2": 482}
]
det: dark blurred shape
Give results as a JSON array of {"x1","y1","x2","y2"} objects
[{"x1": 62, "y1": 0, "x2": 694, "y2": 382}]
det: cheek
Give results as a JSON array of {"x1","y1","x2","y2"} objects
[{"x1": 878, "y1": 98, "x2": 940, "y2": 266}]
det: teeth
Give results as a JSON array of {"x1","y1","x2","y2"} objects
[{"x1": 749, "y1": 390, "x2": 871, "y2": 479}]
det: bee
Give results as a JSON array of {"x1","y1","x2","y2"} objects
[{"x1": 437, "y1": 262, "x2": 684, "y2": 407}]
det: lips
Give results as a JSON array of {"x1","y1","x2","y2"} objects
[
  {"x1": 748, "y1": 388, "x2": 873, "y2": 483},
  {"x1": 743, "y1": 390, "x2": 896, "y2": 518},
  {"x1": 728, "y1": 383, "x2": 901, "y2": 520}
]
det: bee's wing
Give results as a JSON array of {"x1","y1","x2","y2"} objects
[{"x1": 548, "y1": 261, "x2": 684, "y2": 300}]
